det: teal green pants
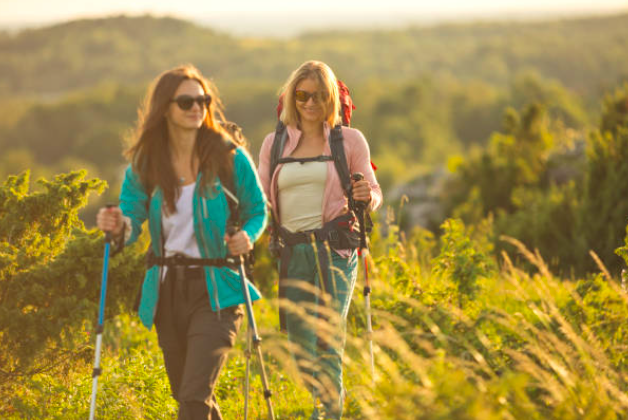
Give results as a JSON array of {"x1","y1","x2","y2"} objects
[{"x1": 280, "y1": 242, "x2": 357, "y2": 420}]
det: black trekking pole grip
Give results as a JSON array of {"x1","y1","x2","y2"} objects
[
  {"x1": 351, "y1": 172, "x2": 364, "y2": 181},
  {"x1": 351, "y1": 173, "x2": 368, "y2": 212},
  {"x1": 350, "y1": 173, "x2": 368, "y2": 249}
]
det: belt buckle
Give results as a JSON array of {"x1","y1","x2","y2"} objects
[
  {"x1": 171, "y1": 254, "x2": 186, "y2": 281},
  {"x1": 225, "y1": 256, "x2": 238, "y2": 269},
  {"x1": 328, "y1": 230, "x2": 339, "y2": 244}
]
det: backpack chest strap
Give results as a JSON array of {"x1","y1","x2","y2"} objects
[{"x1": 277, "y1": 155, "x2": 333, "y2": 165}]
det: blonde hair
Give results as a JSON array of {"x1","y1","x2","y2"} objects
[{"x1": 279, "y1": 60, "x2": 341, "y2": 127}]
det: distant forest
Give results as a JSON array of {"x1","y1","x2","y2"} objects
[{"x1": 0, "y1": 13, "x2": 627, "y2": 224}]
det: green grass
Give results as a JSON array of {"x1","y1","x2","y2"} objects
[{"x1": 5, "y1": 219, "x2": 628, "y2": 419}]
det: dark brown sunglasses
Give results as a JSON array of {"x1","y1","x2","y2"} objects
[{"x1": 171, "y1": 94, "x2": 212, "y2": 110}]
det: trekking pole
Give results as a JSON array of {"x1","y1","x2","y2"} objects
[
  {"x1": 227, "y1": 227, "x2": 276, "y2": 420},
  {"x1": 351, "y1": 173, "x2": 375, "y2": 383},
  {"x1": 89, "y1": 205, "x2": 115, "y2": 420},
  {"x1": 244, "y1": 323, "x2": 252, "y2": 420}
]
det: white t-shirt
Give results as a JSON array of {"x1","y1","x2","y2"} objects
[
  {"x1": 277, "y1": 161, "x2": 327, "y2": 232},
  {"x1": 162, "y1": 182, "x2": 201, "y2": 258}
]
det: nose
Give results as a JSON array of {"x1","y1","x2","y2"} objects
[
  {"x1": 191, "y1": 100, "x2": 202, "y2": 111},
  {"x1": 305, "y1": 95, "x2": 317, "y2": 105}
]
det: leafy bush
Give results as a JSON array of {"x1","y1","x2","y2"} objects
[
  {"x1": 447, "y1": 83, "x2": 628, "y2": 277},
  {"x1": 0, "y1": 170, "x2": 145, "y2": 410}
]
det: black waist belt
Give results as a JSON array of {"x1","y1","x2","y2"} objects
[{"x1": 147, "y1": 254, "x2": 238, "y2": 270}]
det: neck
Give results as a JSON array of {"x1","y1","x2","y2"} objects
[
  {"x1": 299, "y1": 120, "x2": 325, "y2": 138},
  {"x1": 168, "y1": 124, "x2": 197, "y2": 159}
]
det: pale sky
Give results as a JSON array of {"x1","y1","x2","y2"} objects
[{"x1": 1, "y1": 0, "x2": 627, "y2": 31}]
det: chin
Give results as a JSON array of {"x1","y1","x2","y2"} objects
[{"x1": 301, "y1": 115, "x2": 323, "y2": 123}]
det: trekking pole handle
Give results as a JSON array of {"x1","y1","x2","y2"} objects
[
  {"x1": 226, "y1": 226, "x2": 244, "y2": 264},
  {"x1": 350, "y1": 172, "x2": 367, "y2": 212},
  {"x1": 104, "y1": 203, "x2": 116, "y2": 243}
]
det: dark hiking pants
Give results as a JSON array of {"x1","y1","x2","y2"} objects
[{"x1": 155, "y1": 267, "x2": 243, "y2": 420}]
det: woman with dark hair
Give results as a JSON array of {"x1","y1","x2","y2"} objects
[
  {"x1": 258, "y1": 60, "x2": 382, "y2": 419},
  {"x1": 96, "y1": 64, "x2": 267, "y2": 420}
]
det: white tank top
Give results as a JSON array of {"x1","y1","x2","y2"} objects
[
  {"x1": 277, "y1": 161, "x2": 327, "y2": 233},
  {"x1": 162, "y1": 182, "x2": 201, "y2": 258}
]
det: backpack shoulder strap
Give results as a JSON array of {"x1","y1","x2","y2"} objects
[
  {"x1": 329, "y1": 124, "x2": 351, "y2": 195},
  {"x1": 221, "y1": 140, "x2": 240, "y2": 227},
  {"x1": 269, "y1": 120, "x2": 288, "y2": 183}
]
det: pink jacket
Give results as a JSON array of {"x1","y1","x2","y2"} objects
[{"x1": 258, "y1": 122, "x2": 383, "y2": 253}]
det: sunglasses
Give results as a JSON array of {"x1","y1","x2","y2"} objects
[
  {"x1": 171, "y1": 94, "x2": 212, "y2": 111},
  {"x1": 294, "y1": 90, "x2": 328, "y2": 103}
]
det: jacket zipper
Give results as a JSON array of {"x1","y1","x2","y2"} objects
[
  {"x1": 152, "y1": 193, "x2": 163, "y2": 322},
  {"x1": 197, "y1": 191, "x2": 221, "y2": 318}
]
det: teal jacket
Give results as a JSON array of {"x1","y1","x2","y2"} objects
[{"x1": 119, "y1": 147, "x2": 268, "y2": 329}]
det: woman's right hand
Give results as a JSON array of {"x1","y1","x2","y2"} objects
[{"x1": 96, "y1": 206, "x2": 124, "y2": 238}]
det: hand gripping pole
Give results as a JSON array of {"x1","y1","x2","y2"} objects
[
  {"x1": 351, "y1": 173, "x2": 375, "y2": 383},
  {"x1": 227, "y1": 227, "x2": 276, "y2": 420},
  {"x1": 89, "y1": 205, "x2": 115, "y2": 420}
]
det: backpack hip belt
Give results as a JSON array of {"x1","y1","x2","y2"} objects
[
  {"x1": 277, "y1": 212, "x2": 359, "y2": 250},
  {"x1": 276, "y1": 212, "x2": 359, "y2": 332}
]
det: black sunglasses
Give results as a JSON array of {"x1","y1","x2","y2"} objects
[
  {"x1": 294, "y1": 90, "x2": 328, "y2": 103},
  {"x1": 171, "y1": 94, "x2": 212, "y2": 111}
]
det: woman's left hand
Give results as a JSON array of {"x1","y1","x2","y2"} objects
[
  {"x1": 351, "y1": 178, "x2": 372, "y2": 203},
  {"x1": 225, "y1": 230, "x2": 253, "y2": 256}
]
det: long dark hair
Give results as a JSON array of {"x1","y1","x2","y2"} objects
[{"x1": 125, "y1": 65, "x2": 242, "y2": 213}]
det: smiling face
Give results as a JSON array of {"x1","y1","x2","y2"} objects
[
  {"x1": 166, "y1": 79, "x2": 207, "y2": 131},
  {"x1": 294, "y1": 77, "x2": 329, "y2": 125}
]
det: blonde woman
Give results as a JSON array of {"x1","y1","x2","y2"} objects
[{"x1": 259, "y1": 60, "x2": 382, "y2": 419}]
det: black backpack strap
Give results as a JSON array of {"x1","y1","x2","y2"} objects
[
  {"x1": 269, "y1": 120, "x2": 288, "y2": 183},
  {"x1": 329, "y1": 124, "x2": 351, "y2": 195},
  {"x1": 268, "y1": 121, "x2": 288, "y2": 259},
  {"x1": 329, "y1": 124, "x2": 371, "y2": 226}
]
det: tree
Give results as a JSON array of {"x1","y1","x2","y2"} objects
[{"x1": 579, "y1": 83, "x2": 628, "y2": 274}]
